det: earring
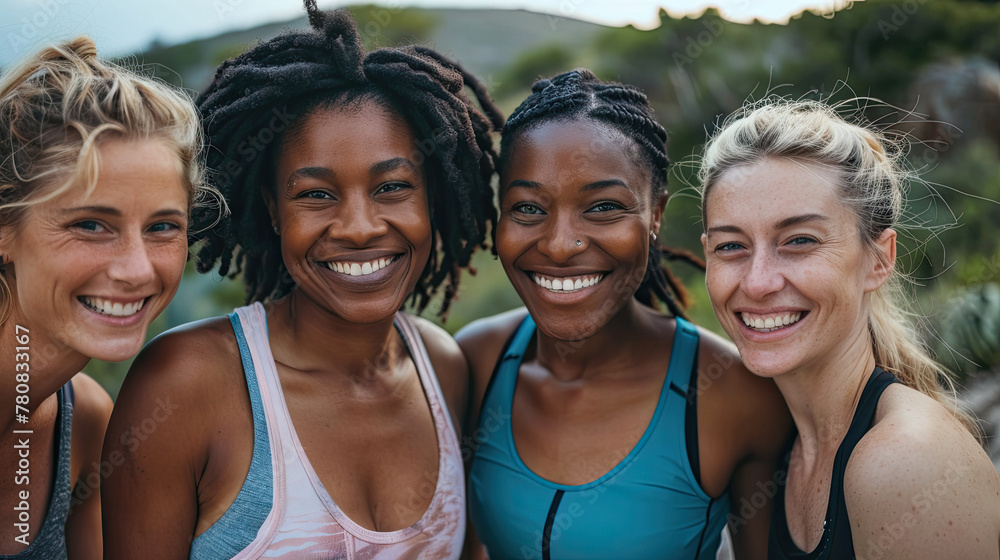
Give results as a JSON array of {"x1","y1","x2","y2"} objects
[
  {"x1": 650, "y1": 232, "x2": 658, "y2": 243},
  {"x1": 273, "y1": 225, "x2": 279, "y2": 235}
]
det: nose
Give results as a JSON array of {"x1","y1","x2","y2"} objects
[
  {"x1": 333, "y1": 195, "x2": 390, "y2": 246},
  {"x1": 108, "y1": 232, "x2": 156, "y2": 286},
  {"x1": 536, "y1": 211, "x2": 586, "y2": 264},
  {"x1": 740, "y1": 248, "x2": 785, "y2": 300}
]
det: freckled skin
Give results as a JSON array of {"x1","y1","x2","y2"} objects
[
  {"x1": 702, "y1": 157, "x2": 1000, "y2": 558},
  {"x1": 0, "y1": 138, "x2": 184, "y2": 559}
]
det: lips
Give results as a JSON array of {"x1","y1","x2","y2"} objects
[
  {"x1": 79, "y1": 296, "x2": 147, "y2": 317},
  {"x1": 738, "y1": 310, "x2": 808, "y2": 333}
]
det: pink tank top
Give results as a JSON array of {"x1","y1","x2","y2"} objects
[{"x1": 222, "y1": 303, "x2": 465, "y2": 559}]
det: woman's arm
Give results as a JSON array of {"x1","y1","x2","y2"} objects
[
  {"x1": 65, "y1": 373, "x2": 113, "y2": 560},
  {"x1": 100, "y1": 321, "x2": 234, "y2": 560}
]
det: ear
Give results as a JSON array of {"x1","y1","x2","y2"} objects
[
  {"x1": 262, "y1": 188, "x2": 278, "y2": 232},
  {"x1": 700, "y1": 233, "x2": 709, "y2": 259},
  {"x1": 864, "y1": 228, "x2": 896, "y2": 292},
  {"x1": 650, "y1": 192, "x2": 669, "y2": 236}
]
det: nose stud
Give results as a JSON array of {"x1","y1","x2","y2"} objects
[{"x1": 575, "y1": 240, "x2": 582, "y2": 246}]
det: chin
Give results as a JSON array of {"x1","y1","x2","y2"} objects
[{"x1": 80, "y1": 337, "x2": 146, "y2": 363}]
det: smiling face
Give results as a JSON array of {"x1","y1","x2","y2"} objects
[
  {"x1": 1, "y1": 137, "x2": 190, "y2": 362},
  {"x1": 268, "y1": 102, "x2": 432, "y2": 325},
  {"x1": 497, "y1": 117, "x2": 665, "y2": 341},
  {"x1": 702, "y1": 157, "x2": 895, "y2": 378}
]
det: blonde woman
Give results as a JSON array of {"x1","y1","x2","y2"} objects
[
  {"x1": 699, "y1": 99, "x2": 1000, "y2": 559},
  {"x1": 0, "y1": 38, "x2": 211, "y2": 559}
]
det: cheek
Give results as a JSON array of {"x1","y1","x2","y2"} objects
[{"x1": 152, "y1": 240, "x2": 190, "y2": 286}]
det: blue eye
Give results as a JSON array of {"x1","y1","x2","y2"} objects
[
  {"x1": 715, "y1": 242, "x2": 744, "y2": 252},
  {"x1": 73, "y1": 220, "x2": 105, "y2": 232},
  {"x1": 512, "y1": 203, "x2": 545, "y2": 215},
  {"x1": 788, "y1": 236, "x2": 816, "y2": 246},
  {"x1": 148, "y1": 222, "x2": 180, "y2": 233},
  {"x1": 588, "y1": 201, "x2": 624, "y2": 213}
]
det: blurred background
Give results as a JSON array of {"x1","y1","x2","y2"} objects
[{"x1": 2, "y1": 0, "x2": 999, "y2": 460}]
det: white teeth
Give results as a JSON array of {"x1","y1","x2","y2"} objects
[
  {"x1": 325, "y1": 256, "x2": 397, "y2": 277},
  {"x1": 742, "y1": 312, "x2": 803, "y2": 332},
  {"x1": 533, "y1": 273, "x2": 603, "y2": 293},
  {"x1": 82, "y1": 297, "x2": 145, "y2": 317}
]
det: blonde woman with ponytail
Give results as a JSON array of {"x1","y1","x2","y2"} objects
[
  {"x1": 699, "y1": 98, "x2": 1000, "y2": 559},
  {"x1": 0, "y1": 38, "x2": 211, "y2": 559}
]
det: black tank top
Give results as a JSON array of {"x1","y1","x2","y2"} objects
[{"x1": 768, "y1": 367, "x2": 898, "y2": 560}]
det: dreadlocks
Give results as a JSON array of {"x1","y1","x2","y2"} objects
[
  {"x1": 498, "y1": 68, "x2": 704, "y2": 318},
  {"x1": 192, "y1": 1, "x2": 503, "y2": 315}
]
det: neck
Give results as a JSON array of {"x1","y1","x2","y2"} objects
[
  {"x1": 773, "y1": 327, "x2": 878, "y2": 458},
  {"x1": 0, "y1": 305, "x2": 90, "y2": 435},
  {"x1": 534, "y1": 298, "x2": 659, "y2": 382},
  {"x1": 266, "y1": 290, "x2": 404, "y2": 384}
]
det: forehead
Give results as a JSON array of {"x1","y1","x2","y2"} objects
[
  {"x1": 279, "y1": 102, "x2": 417, "y2": 167},
  {"x1": 705, "y1": 158, "x2": 850, "y2": 227},
  {"x1": 503, "y1": 117, "x2": 651, "y2": 190}
]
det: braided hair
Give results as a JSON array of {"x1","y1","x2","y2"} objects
[
  {"x1": 193, "y1": 2, "x2": 503, "y2": 315},
  {"x1": 499, "y1": 69, "x2": 703, "y2": 318}
]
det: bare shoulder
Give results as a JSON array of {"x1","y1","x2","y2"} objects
[
  {"x1": 695, "y1": 326, "x2": 792, "y2": 458},
  {"x1": 411, "y1": 316, "x2": 469, "y2": 431},
  {"x1": 69, "y1": 373, "x2": 113, "y2": 482},
  {"x1": 69, "y1": 373, "x2": 113, "y2": 436},
  {"x1": 411, "y1": 316, "x2": 466, "y2": 376},
  {"x1": 454, "y1": 308, "x2": 529, "y2": 436},
  {"x1": 107, "y1": 316, "x2": 243, "y2": 454},
  {"x1": 845, "y1": 384, "x2": 1000, "y2": 558},
  {"x1": 455, "y1": 307, "x2": 529, "y2": 378}
]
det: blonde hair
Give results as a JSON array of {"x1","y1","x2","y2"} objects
[
  {"x1": 0, "y1": 37, "x2": 216, "y2": 323},
  {"x1": 699, "y1": 98, "x2": 980, "y2": 437}
]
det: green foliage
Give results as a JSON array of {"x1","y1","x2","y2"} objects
[
  {"x1": 493, "y1": 43, "x2": 575, "y2": 101},
  {"x1": 348, "y1": 5, "x2": 440, "y2": 49},
  {"x1": 933, "y1": 283, "x2": 1000, "y2": 377},
  {"x1": 87, "y1": 1, "x2": 1000, "y2": 399}
]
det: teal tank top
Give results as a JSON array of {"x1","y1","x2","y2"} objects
[{"x1": 468, "y1": 315, "x2": 728, "y2": 560}]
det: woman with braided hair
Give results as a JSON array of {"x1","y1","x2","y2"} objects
[
  {"x1": 457, "y1": 69, "x2": 791, "y2": 559},
  {"x1": 101, "y1": 3, "x2": 501, "y2": 558}
]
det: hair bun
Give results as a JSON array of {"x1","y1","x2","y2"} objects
[
  {"x1": 63, "y1": 36, "x2": 98, "y2": 61},
  {"x1": 530, "y1": 78, "x2": 552, "y2": 93}
]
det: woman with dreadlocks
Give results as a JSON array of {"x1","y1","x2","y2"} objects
[
  {"x1": 457, "y1": 69, "x2": 792, "y2": 560},
  {"x1": 101, "y1": 3, "x2": 501, "y2": 558}
]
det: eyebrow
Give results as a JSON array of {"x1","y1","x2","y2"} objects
[
  {"x1": 61, "y1": 206, "x2": 187, "y2": 219},
  {"x1": 287, "y1": 157, "x2": 418, "y2": 186},
  {"x1": 370, "y1": 157, "x2": 416, "y2": 176},
  {"x1": 705, "y1": 213, "x2": 828, "y2": 235},
  {"x1": 504, "y1": 178, "x2": 630, "y2": 192}
]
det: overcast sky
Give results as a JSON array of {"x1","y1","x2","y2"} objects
[{"x1": 0, "y1": 0, "x2": 849, "y2": 67}]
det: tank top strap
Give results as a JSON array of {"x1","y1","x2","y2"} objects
[
  {"x1": 190, "y1": 303, "x2": 278, "y2": 560},
  {"x1": 393, "y1": 312, "x2": 460, "y2": 439},
  {"x1": 481, "y1": 314, "x2": 536, "y2": 415},
  {"x1": 828, "y1": 367, "x2": 898, "y2": 511},
  {"x1": 663, "y1": 316, "x2": 700, "y2": 397}
]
